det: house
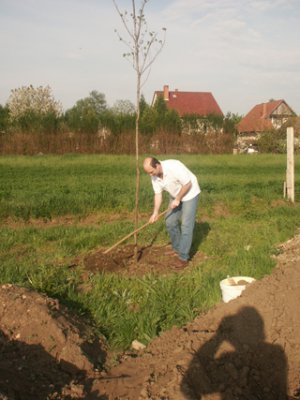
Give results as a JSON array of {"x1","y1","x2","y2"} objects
[
  {"x1": 151, "y1": 85, "x2": 224, "y2": 117},
  {"x1": 237, "y1": 99, "x2": 296, "y2": 148}
]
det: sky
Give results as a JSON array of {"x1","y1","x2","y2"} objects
[{"x1": 1, "y1": 0, "x2": 300, "y2": 115}]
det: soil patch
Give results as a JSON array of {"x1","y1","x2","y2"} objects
[
  {"x1": 0, "y1": 285, "x2": 107, "y2": 399},
  {"x1": 83, "y1": 244, "x2": 208, "y2": 277}
]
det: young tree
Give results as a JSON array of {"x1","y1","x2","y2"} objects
[{"x1": 113, "y1": 0, "x2": 166, "y2": 251}]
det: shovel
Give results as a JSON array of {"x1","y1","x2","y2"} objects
[{"x1": 103, "y1": 208, "x2": 169, "y2": 254}]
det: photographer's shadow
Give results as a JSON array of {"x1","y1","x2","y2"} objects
[{"x1": 181, "y1": 306, "x2": 288, "y2": 399}]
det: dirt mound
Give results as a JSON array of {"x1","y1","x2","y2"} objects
[{"x1": 0, "y1": 285, "x2": 106, "y2": 399}]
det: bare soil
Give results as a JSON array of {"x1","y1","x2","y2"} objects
[
  {"x1": 83, "y1": 244, "x2": 208, "y2": 277},
  {"x1": 1, "y1": 232, "x2": 300, "y2": 399}
]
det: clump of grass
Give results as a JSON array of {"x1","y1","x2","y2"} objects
[{"x1": 81, "y1": 270, "x2": 219, "y2": 349}]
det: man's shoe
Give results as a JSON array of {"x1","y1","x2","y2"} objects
[
  {"x1": 172, "y1": 257, "x2": 188, "y2": 269},
  {"x1": 165, "y1": 248, "x2": 178, "y2": 256},
  {"x1": 165, "y1": 244, "x2": 178, "y2": 256}
]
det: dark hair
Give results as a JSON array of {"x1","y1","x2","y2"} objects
[{"x1": 150, "y1": 157, "x2": 160, "y2": 168}]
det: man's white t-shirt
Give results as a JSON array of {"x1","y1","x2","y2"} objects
[{"x1": 151, "y1": 160, "x2": 201, "y2": 202}]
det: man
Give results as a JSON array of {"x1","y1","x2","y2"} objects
[{"x1": 143, "y1": 157, "x2": 200, "y2": 269}]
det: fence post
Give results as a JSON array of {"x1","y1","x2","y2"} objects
[{"x1": 286, "y1": 127, "x2": 295, "y2": 202}]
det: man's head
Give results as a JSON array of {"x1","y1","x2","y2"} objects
[{"x1": 143, "y1": 157, "x2": 162, "y2": 177}]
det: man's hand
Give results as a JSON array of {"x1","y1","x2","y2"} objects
[
  {"x1": 170, "y1": 182, "x2": 191, "y2": 209},
  {"x1": 170, "y1": 198, "x2": 180, "y2": 209},
  {"x1": 149, "y1": 212, "x2": 159, "y2": 224}
]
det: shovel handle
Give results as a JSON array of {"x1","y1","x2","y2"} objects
[{"x1": 103, "y1": 209, "x2": 169, "y2": 254}]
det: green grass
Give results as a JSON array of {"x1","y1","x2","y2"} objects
[
  {"x1": 0, "y1": 154, "x2": 300, "y2": 350},
  {"x1": 0, "y1": 154, "x2": 140, "y2": 220}
]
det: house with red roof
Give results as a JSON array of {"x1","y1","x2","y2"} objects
[
  {"x1": 152, "y1": 85, "x2": 224, "y2": 117},
  {"x1": 237, "y1": 100, "x2": 296, "y2": 148}
]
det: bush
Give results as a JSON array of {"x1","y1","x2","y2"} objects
[{"x1": 257, "y1": 130, "x2": 286, "y2": 153}]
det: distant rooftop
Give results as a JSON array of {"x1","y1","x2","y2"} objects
[{"x1": 152, "y1": 85, "x2": 223, "y2": 117}]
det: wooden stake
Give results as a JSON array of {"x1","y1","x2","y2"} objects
[{"x1": 286, "y1": 127, "x2": 295, "y2": 202}]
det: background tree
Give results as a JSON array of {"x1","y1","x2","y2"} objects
[
  {"x1": 139, "y1": 94, "x2": 148, "y2": 116},
  {"x1": 111, "y1": 99, "x2": 135, "y2": 115},
  {"x1": 139, "y1": 95, "x2": 157, "y2": 134},
  {"x1": 163, "y1": 109, "x2": 182, "y2": 134},
  {"x1": 65, "y1": 91, "x2": 107, "y2": 134},
  {"x1": 7, "y1": 85, "x2": 62, "y2": 134},
  {"x1": 140, "y1": 105, "x2": 156, "y2": 135},
  {"x1": 223, "y1": 112, "x2": 242, "y2": 135},
  {"x1": 103, "y1": 109, "x2": 136, "y2": 136},
  {"x1": 113, "y1": 0, "x2": 166, "y2": 252},
  {"x1": 0, "y1": 105, "x2": 10, "y2": 134},
  {"x1": 107, "y1": 100, "x2": 136, "y2": 135},
  {"x1": 152, "y1": 95, "x2": 181, "y2": 134}
]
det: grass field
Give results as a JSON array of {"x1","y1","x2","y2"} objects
[{"x1": 0, "y1": 154, "x2": 299, "y2": 349}]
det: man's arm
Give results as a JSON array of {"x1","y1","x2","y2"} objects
[
  {"x1": 149, "y1": 193, "x2": 163, "y2": 223},
  {"x1": 170, "y1": 181, "x2": 192, "y2": 208}
]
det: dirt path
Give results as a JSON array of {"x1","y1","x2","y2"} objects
[{"x1": 0, "y1": 232, "x2": 300, "y2": 399}]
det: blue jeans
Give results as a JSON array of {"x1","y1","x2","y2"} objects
[{"x1": 165, "y1": 195, "x2": 199, "y2": 261}]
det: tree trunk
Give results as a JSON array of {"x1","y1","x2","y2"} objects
[{"x1": 133, "y1": 70, "x2": 141, "y2": 261}]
